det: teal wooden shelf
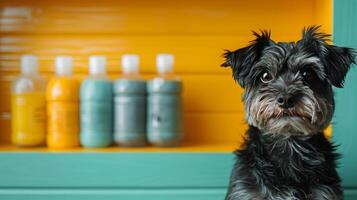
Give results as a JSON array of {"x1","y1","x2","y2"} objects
[
  {"x1": 0, "y1": 152, "x2": 233, "y2": 200},
  {"x1": 0, "y1": 188, "x2": 355, "y2": 200},
  {"x1": 0, "y1": 188, "x2": 227, "y2": 200},
  {"x1": 0, "y1": 153, "x2": 233, "y2": 188},
  {"x1": 0, "y1": 152, "x2": 357, "y2": 200}
]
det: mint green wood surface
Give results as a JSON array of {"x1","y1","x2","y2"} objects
[
  {"x1": 0, "y1": 152, "x2": 357, "y2": 199},
  {"x1": 0, "y1": 153, "x2": 233, "y2": 188},
  {"x1": 333, "y1": 0, "x2": 357, "y2": 188},
  {"x1": 0, "y1": 188, "x2": 226, "y2": 200},
  {"x1": 0, "y1": 188, "x2": 357, "y2": 200}
]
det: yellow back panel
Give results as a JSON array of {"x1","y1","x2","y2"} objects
[{"x1": 0, "y1": 0, "x2": 332, "y2": 147}]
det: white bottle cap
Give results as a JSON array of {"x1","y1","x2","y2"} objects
[
  {"x1": 157, "y1": 54, "x2": 174, "y2": 74},
  {"x1": 121, "y1": 54, "x2": 139, "y2": 74},
  {"x1": 89, "y1": 56, "x2": 107, "y2": 75},
  {"x1": 21, "y1": 55, "x2": 38, "y2": 75},
  {"x1": 55, "y1": 56, "x2": 73, "y2": 75}
]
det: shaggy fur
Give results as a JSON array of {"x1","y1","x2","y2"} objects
[{"x1": 222, "y1": 26, "x2": 356, "y2": 200}]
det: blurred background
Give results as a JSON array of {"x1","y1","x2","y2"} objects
[{"x1": 0, "y1": 0, "x2": 331, "y2": 147}]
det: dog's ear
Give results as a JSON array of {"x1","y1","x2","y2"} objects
[
  {"x1": 221, "y1": 30, "x2": 273, "y2": 87},
  {"x1": 299, "y1": 26, "x2": 356, "y2": 88}
]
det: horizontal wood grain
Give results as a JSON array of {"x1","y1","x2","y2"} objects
[
  {"x1": 0, "y1": 116, "x2": 11, "y2": 144},
  {"x1": 0, "y1": 152, "x2": 355, "y2": 194},
  {"x1": 0, "y1": 188, "x2": 356, "y2": 200},
  {"x1": 0, "y1": 188, "x2": 227, "y2": 200},
  {"x1": 0, "y1": 0, "x2": 331, "y2": 34},
  {"x1": 0, "y1": 153, "x2": 234, "y2": 187},
  {"x1": 0, "y1": 112, "x2": 246, "y2": 147},
  {"x1": 0, "y1": 35, "x2": 304, "y2": 73},
  {"x1": 184, "y1": 113, "x2": 246, "y2": 144},
  {"x1": 0, "y1": 142, "x2": 238, "y2": 153},
  {"x1": 0, "y1": 188, "x2": 357, "y2": 200}
]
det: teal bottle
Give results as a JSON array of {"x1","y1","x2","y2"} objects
[
  {"x1": 80, "y1": 56, "x2": 113, "y2": 148},
  {"x1": 147, "y1": 54, "x2": 183, "y2": 147},
  {"x1": 113, "y1": 54, "x2": 146, "y2": 147}
]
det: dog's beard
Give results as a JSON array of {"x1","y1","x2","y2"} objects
[{"x1": 245, "y1": 90, "x2": 332, "y2": 136}]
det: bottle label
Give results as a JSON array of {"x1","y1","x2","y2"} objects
[
  {"x1": 80, "y1": 101, "x2": 112, "y2": 133},
  {"x1": 11, "y1": 92, "x2": 46, "y2": 146},
  {"x1": 113, "y1": 95, "x2": 146, "y2": 141},
  {"x1": 47, "y1": 102, "x2": 79, "y2": 135},
  {"x1": 147, "y1": 94, "x2": 182, "y2": 141}
]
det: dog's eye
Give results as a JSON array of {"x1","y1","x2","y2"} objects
[
  {"x1": 300, "y1": 69, "x2": 315, "y2": 81},
  {"x1": 260, "y1": 71, "x2": 273, "y2": 83}
]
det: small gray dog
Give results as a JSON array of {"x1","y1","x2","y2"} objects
[{"x1": 222, "y1": 26, "x2": 355, "y2": 200}]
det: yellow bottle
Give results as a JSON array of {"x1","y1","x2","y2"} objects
[
  {"x1": 11, "y1": 55, "x2": 46, "y2": 147},
  {"x1": 46, "y1": 56, "x2": 80, "y2": 148}
]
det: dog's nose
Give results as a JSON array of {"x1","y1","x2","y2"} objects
[{"x1": 277, "y1": 95, "x2": 295, "y2": 109}]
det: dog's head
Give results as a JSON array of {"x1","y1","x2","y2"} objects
[{"x1": 222, "y1": 26, "x2": 356, "y2": 135}]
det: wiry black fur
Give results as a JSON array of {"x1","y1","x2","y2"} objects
[
  {"x1": 298, "y1": 26, "x2": 356, "y2": 88},
  {"x1": 222, "y1": 26, "x2": 356, "y2": 200},
  {"x1": 226, "y1": 126, "x2": 341, "y2": 200},
  {"x1": 222, "y1": 26, "x2": 356, "y2": 88},
  {"x1": 222, "y1": 30, "x2": 273, "y2": 87}
]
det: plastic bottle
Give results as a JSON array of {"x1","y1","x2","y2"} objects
[
  {"x1": 80, "y1": 56, "x2": 113, "y2": 148},
  {"x1": 147, "y1": 54, "x2": 183, "y2": 147},
  {"x1": 11, "y1": 55, "x2": 46, "y2": 147},
  {"x1": 113, "y1": 54, "x2": 146, "y2": 147},
  {"x1": 46, "y1": 56, "x2": 80, "y2": 148}
]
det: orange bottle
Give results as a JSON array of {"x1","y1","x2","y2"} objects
[{"x1": 46, "y1": 56, "x2": 80, "y2": 148}]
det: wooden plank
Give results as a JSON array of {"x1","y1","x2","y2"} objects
[
  {"x1": 0, "y1": 142, "x2": 237, "y2": 153},
  {"x1": 0, "y1": 0, "x2": 331, "y2": 34},
  {"x1": 0, "y1": 188, "x2": 356, "y2": 200},
  {"x1": 0, "y1": 188, "x2": 226, "y2": 200},
  {"x1": 0, "y1": 116, "x2": 11, "y2": 144},
  {"x1": 0, "y1": 112, "x2": 246, "y2": 147},
  {"x1": 0, "y1": 35, "x2": 302, "y2": 73},
  {"x1": 180, "y1": 75, "x2": 243, "y2": 113},
  {"x1": 345, "y1": 189, "x2": 357, "y2": 200},
  {"x1": 0, "y1": 153, "x2": 234, "y2": 188},
  {"x1": 184, "y1": 112, "x2": 246, "y2": 144},
  {"x1": 0, "y1": 74, "x2": 12, "y2": 113},
  {"x1": 333, "y1": 0, "x2": 357, "y2": 188}
]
